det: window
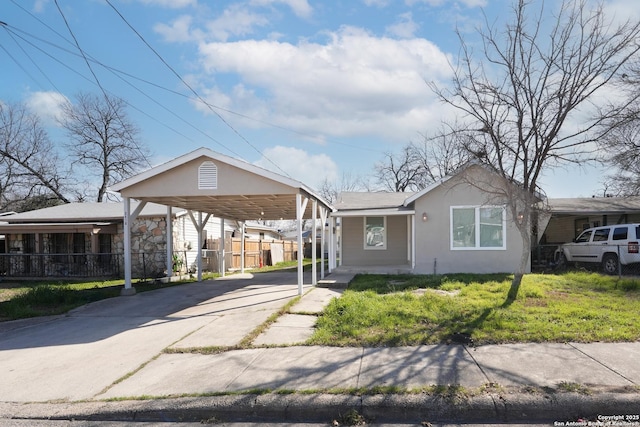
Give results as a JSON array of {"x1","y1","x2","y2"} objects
[
  {"x1": 364, "y1": 216, "x2": 386, "y2": 250},
  {"x1": 593, "y1": 228, "x2": 610, "y2": 242},
  {"x1": 98, "y1": 234, "x2": 112, "y2": 266},
  {"x1": 575, "y1": 230, "x2": 593, "y2": 243},
  {"x1": 613, "y1": 227, "x2": 628, "y2": 241},
  {"x1": 451, "y1": 206, "x2": 506, "y2": 250}
]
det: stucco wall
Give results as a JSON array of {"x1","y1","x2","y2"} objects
[
  {"x1": 412, "y1": 169, "x2": 526, "y2": 275},
  {"x1": 341, "y1": 215, "x2": 408, "y2": 266}
]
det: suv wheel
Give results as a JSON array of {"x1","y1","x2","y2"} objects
[{"x1": 602, "y1": 254, "x2": 619, "y2": 275}]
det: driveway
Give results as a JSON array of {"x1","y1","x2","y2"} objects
[{"x1": 0, "y1": 272, "x2": 308, "y2": 402}]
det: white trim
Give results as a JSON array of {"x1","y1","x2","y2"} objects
[
  {"x1": 364, "y1": 216, "x2": 387, "y2": 250},
  {"x1": 333, "y1": 209, "x2": 415, "y2": 217},
  {"x1": 450, "y1": 205, "x2": 507, "y2": 251},
  {"x1": 110, "y1": 147, "x2": 334, "y2": 211}
]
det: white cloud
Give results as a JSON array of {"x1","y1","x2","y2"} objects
[
  {"x1": 25, "y1": 91, "x2": 68, "y2": 126},
  {"x1": 363, "y1": 0, "x2": 390, "y2": 7},
  {"x1": 195, "y1": 26, "x2": 453, "y2": 143},
  {"x1": 205, "y1": 4, "x2": 269, "y2": 42},
  {"x1": 250, "y1": 0, "x2": 313, "y2": 19},
  {"x1": 33, "y1": 0, "x2": 49, "y2": 13},
  {"x1": 386, "y1": 12, "x2": 419, "y2": 38},
  {"x1": 405, "y1": 0, "x2": 486, "y2": 7},
  {"x1": 602, "y1": 0, "x2": 640, "y2": 25},
  {"x1": 154, "y1": 15, "x2": 197, "y2": 43},
  {"x1": 254, "y1": 146, "x2": 338, "y2": 189},
  {"x1": 137, "y1": 0, "x2": 197, "y2": 8}
]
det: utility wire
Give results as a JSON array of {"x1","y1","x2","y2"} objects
[
  {"x1": 5, "y1": 1, "x2": 384, "y2": 155},
  {"x1": 53, "y1": 0, "x2": 151, "y2": 168},
  {"x1": 104, "y1": 0, "x2": 291, "y2": 176},
  {"x1": 4, "y1": 24, "x2": 229, "y2": 150}
]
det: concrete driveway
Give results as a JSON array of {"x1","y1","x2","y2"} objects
[{"x1": 0, "y1": 272, "x2": 308, "y2": 402}]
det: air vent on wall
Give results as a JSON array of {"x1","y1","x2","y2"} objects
[{"x1": 198, "y1": 161, "x2": 218, "y2": 189}]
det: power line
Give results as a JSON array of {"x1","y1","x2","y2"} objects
[
  {"x1": 53, "y1": 0, "x2": 151, "y2": 168},
  {"x1": 2, "y1": 23, "x2": 239, "y2": 154},
  {"x1": 5, "y1": 0, "x2": 385, "y2": 167},
  {"x1": 6, "y1": 0, "x2": 385, "y2": 156},
  {"x1": 104, "y1": 0, "x2": 291, "y2": 177}
]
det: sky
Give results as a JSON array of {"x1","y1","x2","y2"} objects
[{"x1": 2, "y1": 0, "x2": 639, "y2": 199}]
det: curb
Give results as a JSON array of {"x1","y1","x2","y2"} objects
[{"x1": 2, "y1": 392, "x2": 639, "y2": 424}]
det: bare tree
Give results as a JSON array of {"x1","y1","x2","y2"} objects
[
  {"x1": 59, "y1": 92, "x2": 151, "y2": 202},
  {"x1": 429, "y1": 0, "x2": 640, "y2": 300},
  {"x1": 318, "y1": 172, "x2": 369, "y2": 204},
  {"x1": 0, "y1": 102, "x2": 70, "y2": 211},
  {"x1": 412, "y1": 123, "x2": 473, "y2": 188},
  {"x1": 599, "y1": 62, "x2": 640, "y2": 196},
  {"x1": 374, "y1": 145, "x2": 423, "y2": 192},
  {"x1": 600, "y1": 121, "x2": 640, "y2": 196}
]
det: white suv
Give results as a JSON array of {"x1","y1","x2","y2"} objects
[{"x1": 556, "y1": 224, "x2": 640, "y2": 274}]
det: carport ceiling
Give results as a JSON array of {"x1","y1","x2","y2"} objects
[
  {"x1": 135, "y1": 193, "x2": 318, "y2": 220},
  {"x1": 110, "y1": 147, "x2": 333, "y2": 221}
]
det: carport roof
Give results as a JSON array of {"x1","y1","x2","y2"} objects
[
  {"x1": 110, "y1": 147, "x2": 333, "y2": 220},
  {"x1": 548, "y1": 196, "x2": 640, "y2": 214}
]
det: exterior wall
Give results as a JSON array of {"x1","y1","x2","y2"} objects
[
  {"x1": 412, "y1": 169, "x2": 527, "y2": 275},
  {"x1": 121, "y1": 156, "x2": 294, "y2": 198},
  {"x1": 341, "y1": 215, "x2": 409, "y2": 266},
  {"x1": 114, "y1": 216, "x2": 168, "y2": 278},
  {"x1": 543, "y1": 213, "x2": 640, "y2": 244}
]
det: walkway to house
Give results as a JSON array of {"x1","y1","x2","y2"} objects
[{"x1": 1, "y1": 270, "x2": 639, "y2": 424}]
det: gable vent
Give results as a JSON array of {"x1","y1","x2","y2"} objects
[{"x1": 198, "y1": 161, "x2": 218, "y2": 189}]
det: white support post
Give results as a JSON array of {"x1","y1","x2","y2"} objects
[
  {"x1": 328, "y1": 215, "x2": 335, "y2": 272},
  {"x1": 320, "y1": 208, "x2": 327, "y2": 279},
  {"x1": 312, "y1": 199, "x2": 317, "y2": 285},
  {"x1": 296, "y1": 193, "x2": 309, "y2": 295},
  {"x1": 411, "y1": 214, "x2": 416, "y2": 270},
  {"x1": 197, "y1": 212, "x2": 203, "y2": 281},
  {"x1": 121, "y1": 197, "x2": 135, "y2": 296},
  {"x1": 166, "y1": 206, "x2": 173, "y2": 279},
  {"x1": 240, "y1": 222, "x2": 246, "y2": 273},
  {"x1": 220, "y1": 218, "x2": 225, "y2": 277}
]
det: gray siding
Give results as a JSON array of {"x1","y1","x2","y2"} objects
[
  {"x1": 412, "y1": 169, "x2": 526, "y2": 275},
  {"x1": 341, "y1": 215, "x2": 408, "y2": 266}
]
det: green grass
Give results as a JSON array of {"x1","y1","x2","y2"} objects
[
  {"x1": 0, "y1": 259, "x2": 315, "y2": 322},
  {"x1": 0, "y1": 277, "x2": 203, "y2": 321},
  {"x1": 309, "y1": 272, "x2": 640, "y2": 346}
]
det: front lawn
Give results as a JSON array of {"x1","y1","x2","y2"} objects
[
  {"x1": 0, "y1": 276, "x2": 213, "y2": 321},
  {"x1": 309, "y1": 272, "x2": 640, "y2": 346}
]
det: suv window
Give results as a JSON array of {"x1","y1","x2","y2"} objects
[
  {"x1": 575, "y1": 230, "x2": 593, "y2": 243},
  {"x1": 593, "y1": 228, "x2": 610, "y2": 242},
  {"x1": 636, "y1": 226, "x2": 640, "y2": 239},
  {"x1": 613, "y1": 227, "x2": 628, "y2": 240}
]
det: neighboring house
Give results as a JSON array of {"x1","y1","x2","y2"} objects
[
  {"x1": 331, "y1": 163, "x2": 529, "y2": 275},
  {"x1": 540, "y1": 197, "x2": 640, "y2": 244},
  {"x1": 0, "y1": 202, "x2": 234, "y2": 278},
  {"x1": 241, "y1": 222, "x2": 284, "y2": 241}
]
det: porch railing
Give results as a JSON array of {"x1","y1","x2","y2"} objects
[{"x1": 0, "y1": 253, "x2": 123, "y2": 279}]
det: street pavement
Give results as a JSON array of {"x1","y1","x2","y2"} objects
[{"x1": 0, "y1": 270, "x2": 639, "y2": 425}]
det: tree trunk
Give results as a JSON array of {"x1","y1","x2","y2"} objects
[
  {"x1": 507, "y1": 214, "x2": 532, "y2": 303},
  {"x1": 507, "y1": 272, "x2": 523, "y2": 302}
]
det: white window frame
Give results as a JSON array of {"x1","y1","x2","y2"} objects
[
  {"x1": 450, "y1": 206, "x2": 506, "y2": 251},
  {"x1": 364, "y1": 216, "x2": 387, "y2": 250}
]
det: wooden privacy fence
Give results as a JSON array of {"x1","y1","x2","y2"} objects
[{"x1": 203, "y1": 238, "x2": 298, "y2": 271}]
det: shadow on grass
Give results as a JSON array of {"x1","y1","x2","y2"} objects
[{"x1": 347, "y1": 273, "x2": 513, "y2": 293}]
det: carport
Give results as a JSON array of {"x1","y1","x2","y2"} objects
[{"x1": 110, "y1": 147, "x2": 334, "y2": 295}]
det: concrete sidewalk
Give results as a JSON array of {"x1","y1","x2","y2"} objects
[{"x1": 1, "y1": 270, "x2": 639, "y2": 424}]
